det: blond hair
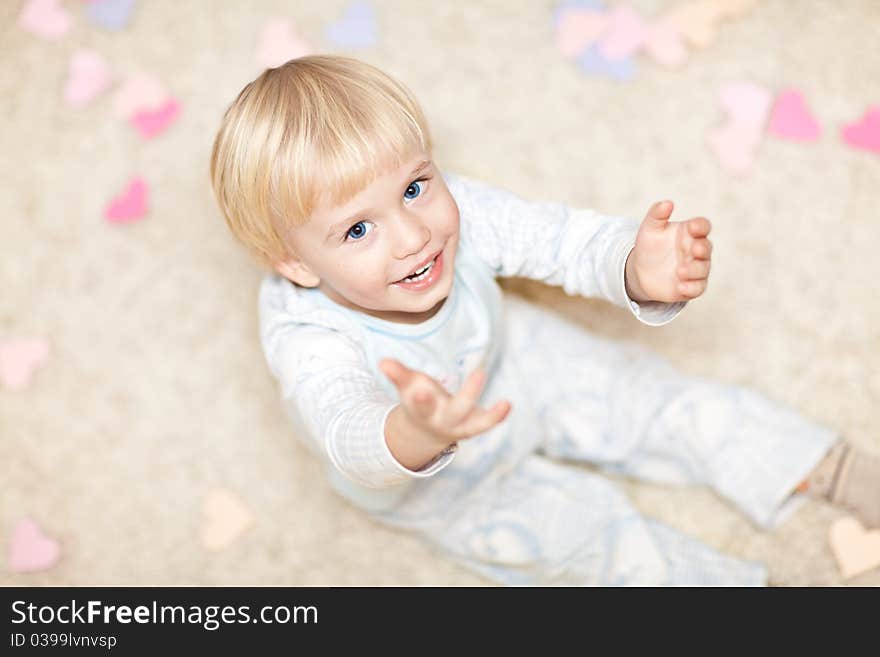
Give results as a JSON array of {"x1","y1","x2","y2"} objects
[{"x1": 210, "y1": 55, "x2": 433, "y2": 270}]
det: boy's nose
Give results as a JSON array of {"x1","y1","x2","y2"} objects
[{"x1": 392, "y1": 212, "x2": 431, "y2": 260}]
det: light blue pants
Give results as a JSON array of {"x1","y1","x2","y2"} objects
[{"x1": 364, "y1": 294, "x2": 839, "y2": 586}]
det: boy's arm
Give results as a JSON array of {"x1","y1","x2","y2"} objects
[
  {"x1": 269, "y1": 328, "x2": 456, "y2": 488},
  {"x1": 445, "y1": 172, "x2": 686, "y2": 327}
]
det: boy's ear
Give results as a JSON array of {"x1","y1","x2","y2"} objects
[{"x1": 273, "y1": 257, "x2": 320, "y2": 288}]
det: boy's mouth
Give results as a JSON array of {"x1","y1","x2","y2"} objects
[
  {"x1": 393, "y1": 249, "x2": 441, "y2": 283},
  {"x1": 392, "y1": 249, "x2": 444, "y2": 290}
]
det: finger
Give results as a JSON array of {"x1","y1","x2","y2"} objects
[
  {"x1": 687, "y1": 217, "x2": 711, "y2": 238},
  {"x1": 447, "y1": 367, "x2": 487, "y2": 421},
  {"x1": 677, "y1": 259, "x2": 710, "y2": 280},
  {"x1": 455, "y1": 400, "x2": 512, "y2": 439},
  {"x1": 691, "y1": 238, "x2": 713, "y2": 260},
  {"x1": 677, "y1": 279, "x2": 708, "y2": 298},
  {"x1": 380, "y1": 358, "x2": 420, "y2": 389},
  {"x1": 645, "y1": 200, "x2": 674, "y2": 226}
]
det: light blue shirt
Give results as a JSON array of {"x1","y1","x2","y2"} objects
[{"x1": 258, "y1": 171, "x2": 686, "y2": 508}]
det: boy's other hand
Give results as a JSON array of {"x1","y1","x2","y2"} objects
[
  {"x1": 378, "y1": 358, "x2": 512, "y2": 446},
  {"x1": 625, "y1": 200, "x2": 713, "y2": 304}
]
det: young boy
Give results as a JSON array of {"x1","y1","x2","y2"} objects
[{"x1": 210, "y1": 55, "x2": 879, "y2": 585}]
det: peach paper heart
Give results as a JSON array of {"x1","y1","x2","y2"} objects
[
  {"x1": 660, "y1": 0, "x2": 757, "y2": 50},
  {"x1": 64, "y1": 49, "x2": 112, "y2": 108},
  {"x1": 829, "y1": 516, "x2": 880, "y2": 580},
  {"x1": 555, "y1": 7, "x2": 609, "y2": 58},
  {"x1": 642, "y1": 19, "x2": 688, "y2": 68},
  {"x1": 0, "y1": 337, "x2": 50, "y2": 391},
  {"x1": 130, "y1": 98, "x2": 181, "y2": 139},
  {"x1": 768, "y1": 89, "x2": 822, "y2": 142},
  {"x1": 841, "y1": 106, "x2": 880, "y2": 154},
  {"x1": 257, "y1": 18, "x2": 313, "y2": 69},
  {"x1": 113, "y1": 73, "x2": 168, "y2": 119},
  {"x1": 200, "y1": 489, "x2": 254, "y2": 551},
  {"x1": 104, "y1": 177, "x2": 148, "y2": 223},
  {"x1": 661, "y1": 0, "x2": 721, "y2": 50},
  {"x1": 18, "y1": 0, "x2": 72, "y2": 40},
  {"x1": 8, "y1": 518, "x2": 61, "y2": 573}
]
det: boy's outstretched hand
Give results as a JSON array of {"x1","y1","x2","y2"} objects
[
  {"x1": 625, "y1": 200, "x2": 713, "y2": 304},
  {"x1": 379, "y1": 358, "x2": 512, "y2": 447}
]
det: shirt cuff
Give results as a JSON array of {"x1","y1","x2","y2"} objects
[
  {"x1": 616, "y1": 239, "x2": 688, "y2": 327},
  {"x1": 377, "y1": 403, "x2": 458, "y2": 480}
]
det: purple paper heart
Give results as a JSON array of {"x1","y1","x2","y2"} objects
[
  {"x1": 86, "y1": 0, "x2": 135, "y2": 31},
  {"x1": 325, "y1": 0, "x2": 377, "y2": 49},
  {"x1": 552, "y1": 0, "x2": 605, "y2": 29},
  {"x1": 577, "y1": 44, "x2": 636, "y2": 81}
]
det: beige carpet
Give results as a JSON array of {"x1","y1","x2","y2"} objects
[{"x1": 2, "y1": 0, "x2": 879, "y2": 586}]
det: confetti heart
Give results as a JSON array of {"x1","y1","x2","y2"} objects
[
  {"x1": 718, "y1": 80, "x2": 773, "y2": 126},
  {"x1": 642, "y1": 19, "x2": 688, "y2": 68},
  {"x1": 841, "y1": 106, "x2": 880, "y2": 154},
  {"x1": 130, "y1": 98, "x2": 181, "y2": 139},
  {"x1": 577, "y1": 44, "x2": 636, "y2": 81},
  {"x1": 257, "y1": 18, "x2": 313, "y2": 69},
  {"x1": 63, "y1": 49, "x2": 112, "y2": 108},
  {"x1": 829, "y1": 516, "x2": 880, "y2": 580},
  {"x1": 8, "y1": 518, "x2": 61, "y2": 573},
  {"x1": 0, "y1": 338, "x2": 50, "y2": 391},
  {"x1": 325, "y1": 0, "x2": 377, "y2": 49},
  {"x1": 17, "y1": 0, "x2": 72, "y2": 40},
  {"x1": 552, "y1": 0, "x2": 604, "y2": 26},
  {"x1": 104, "y1": 177, "x2": 148, "y2": 223},
  {"x1": 661, "y1": 0, "x2": 721, "y2": 50},
  {"x1": 712, "y1": 0, "x2": 758, "y2": 19},
  {"x1": 708, "y1": 122, "x2": 762, "y2": 174},
  {"x1": 708, "y1": 81, "x2": 771, "y2": 174},
  {"x1": 555, "y1": 7, "x2": 609, "y2": 58},
  {"x1": 597, "y1": 5, "x2": 647, "y2": 61},
  {"x1": 113, "y1": 73, "x2": 168, "y2": 119},
  {"x1": 768, "y1": 89, "x2": 821, "y2": 142},
  {"x1": 201, "y1": 489, "x2": 254, "y2": 551},
  {"x1": 85, "y1": 0, "x2": 135, "y2": 31}
]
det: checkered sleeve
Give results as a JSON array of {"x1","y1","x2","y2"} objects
[
  {"x1": 264, "y1": 326, "x2": 457, "y2": 489},
  {"x1": 444, "y1": 171, "x2": 686, "y2": 326}
]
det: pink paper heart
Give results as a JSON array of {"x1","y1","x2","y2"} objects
[
  {"x1": 0, "y1": 337, "x2": 50, "y2": 391},
  {"x1": 708, "y1": 121, "x2": 762, "y2": 174},
  {"x1": 63, "y1": 49, "x2": 112, "y2": 108},
  {"x1": 642, "y1": 19, "x2": 688, "y2": 68},
  {"x1": 257, "y1": 18, "x2": 313, "y2": 69},
  {"x1": 718, "y1": 81, "x2": 772, "y2": 126},
  {"x1": 18, "y1": 0, "x2": 72, "y2": 40},
  {"x1": 113, "y1": 73, "x2": 168, "y2": 119},
  {"x1": 841, "y1": 106, "x2": 880, "y2": 154},
  {"x1": 768, "y1": 89, "x2": 822, "y2": 142},
  {"x1": 597, "y1": 6, "x2": 648, "y2": 61},
  {"x1": 8, "y1": 518, "x2": 61, "y2": 573},
  {"x1": 130, "y1": 98, "x2": 181, "y2": 139},
  {"x1": 104, "y1": 177, "x2": 149, "y2": 223},
  {"x1": 555, "y1": 7, "x2": 609, "y2": 58}
]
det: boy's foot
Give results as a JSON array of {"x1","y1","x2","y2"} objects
[{"x1": 804, "y1": 441, "x2": 880, "y2": 528}]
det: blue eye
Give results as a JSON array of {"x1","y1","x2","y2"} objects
[
  {"x1": 404, "y1": 179, "x2": 425, "y2": 201},
  {"x1": 344, "y1": 220, "x2": 374, "y2": 242}
]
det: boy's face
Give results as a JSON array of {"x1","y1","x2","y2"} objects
[{"x1": 274, "y1": 153, "x2": 460, "y2": 324}]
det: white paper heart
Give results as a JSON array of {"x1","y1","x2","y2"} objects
[{"x1": 829, "y1": 516, "x2": 880, "y2": 580}]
